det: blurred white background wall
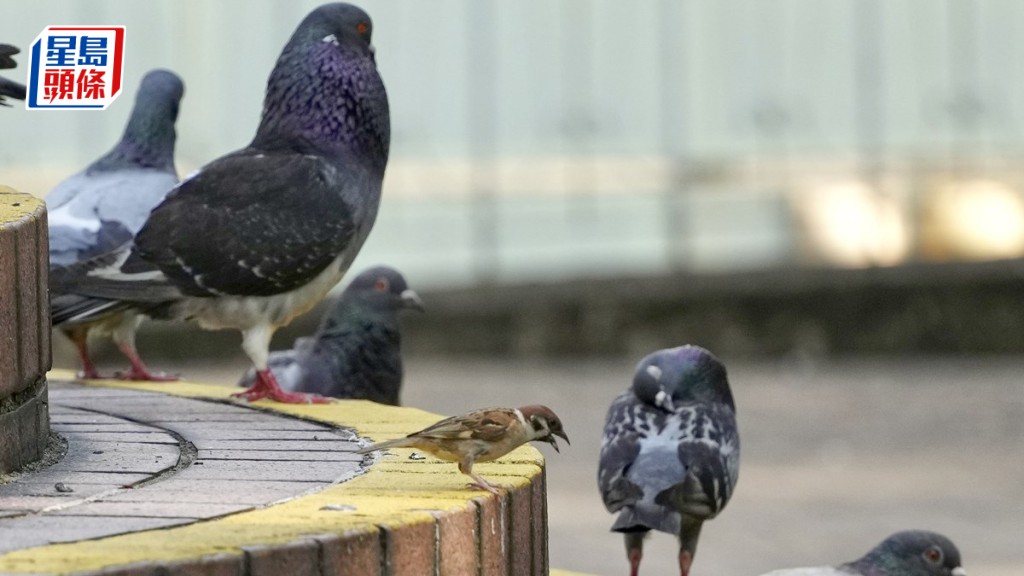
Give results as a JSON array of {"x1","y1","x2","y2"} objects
[{"x1": 4, "y1": 0, "x2": 1024, "y2": 288}]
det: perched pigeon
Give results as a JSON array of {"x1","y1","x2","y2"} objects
[
  {"x1": 238, "y1": 266, "x2": 423, "y2": 404},
  {"x1": 48, "y1": 69, "x2": 183, "y2": 380},
  {"x1": 0, "y1": 44, "x2": 18, "y2": 69},
  {"x1": 760, "y1": 530, "x2": 966, "y2": 576},
  {"x1": 599, "y1": 345, "x2": 739, "y2": 576},
  {"x1": 52, "y1": 3, "x2": 390, "y2": 404},
  {"x1": 0, "y1": 44, "x2": 26, "y2": 106}
]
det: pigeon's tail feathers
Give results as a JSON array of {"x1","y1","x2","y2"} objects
[
  {"x1": 51, "y1": 293, "x2": 131, "y2": 326},
  {"x1": 51, "y1": 244, "x2": 182, "y2": 304},
  {"x1": 355, "y1": 436, "x2": 415, "y2": 455},
  {"x1": 610, "y1": 503, "x2": 681, "y2": 536},
  {"x1": 655, "y1": 472, "x2": 720, "y2": 521}
]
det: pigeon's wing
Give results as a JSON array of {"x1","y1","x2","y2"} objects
[
  {"x1": 131, "y1": 149, "x2": 359, "y2": 298},
  {"x1": 49, "y1": 219, "x2": 132, "y2": 268},
  {"x1": 47, "y1": 170, "x2": 177, "y2": 267},
  {"x1": 0, "y1": 76, "x2": 25, "y2": 105},
  {"x1": 655, "y1": 404, "x2": 739, "y2": 521},
  {"x1": 598, "y1": 391, "x2": 645, "y2": 513},
  {"x1": 410, "y1": 408, "x2": 518, "y2": 442}
]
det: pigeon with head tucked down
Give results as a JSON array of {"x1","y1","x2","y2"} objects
[
  {"x1": 49, "y1": 69, "x2": 183, "y2": 380},
  {"x1": 759, "y1": 530, "x2": 966, "y2": 576},
  {"x1": 238, "y1": 266, "x2": 423, "y2": 404},
  {"x1": 51, "y1": 3, "x2": 390, "y2": 404},
  {"x1": 599, "y1": 345, "x2": 739, "y2": 576}
]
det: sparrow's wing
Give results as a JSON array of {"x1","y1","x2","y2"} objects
[{"x1": 410, "y1": 408, "x2": 517, "y2": 442}]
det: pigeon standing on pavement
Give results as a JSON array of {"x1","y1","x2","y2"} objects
[
  {"x1": 759, "y1": 530, "x2": 966, "y2": 576},
  {"x1": 51, "y1": 3, "x2": 390, "y2": 404},
  {"x1": 599, "y1": 345, "x2": 739, "y2": 576},
  {"x1": 0, "y1": 44, "x2": 27, "y2": 106},
  {"x1": 237, "y1": 266, "x2": 423, "y2": 404},
  {"x1": 48, "y1": 69, "x2": 183, "y2": 380}
]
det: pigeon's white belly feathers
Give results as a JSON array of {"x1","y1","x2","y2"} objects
[{"x1": 179, "y1": 253, "x2": 347, "y2": 330}]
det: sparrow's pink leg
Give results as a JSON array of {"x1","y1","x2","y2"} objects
[
  {"x1": 115, "y1": 342, "x2": 178, "y2": 382},
  {"x1": 232, "y1": 368, "x2": 332, "y2": 404},
  {"x1": 459, "y1": 462, "x2": 501, "y2": 495}
]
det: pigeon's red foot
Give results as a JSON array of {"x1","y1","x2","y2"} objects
[
  {"x1": 115, "y1": 369, "x2": 179, "y2": 382},
  {"x1": 679, "y1": 549, "x2": 693, "y2": 576},
  {"x1": 117, "y1": 344, "x2": 178, "y2": 382},
  {"x1": 76, "y1": 368, "x2": 114, "y2": 380},
  {"x1": 628, "y1": 548, "x2": 642, "y2": 576},
  {"x1": 232, "y1": 369, "x2": 332, "y2": 404}
]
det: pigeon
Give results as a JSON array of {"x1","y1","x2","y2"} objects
[
  {"x1": 0, "y1": 44, "x2": 18, "y2": 69},
  {"x1": 48, "y1": 69, "x2": 183, "y2": 380},
  {"x1": 759, "y1": 530, "x2": 966, "y2": 576},
  {"x1": 51, "y1": 3, "x2": 390, "y2": 404},
  {"x1": 357, "y1": 405, "x2": 568, "y2": 494},
  {"x1": 598, "y1": 345, "x2": 739, "y2": 576},
  {"x1": 237, "y1": 265, "x2": 423, "y2": 404},
  {"x1": 0, "y1": 44, "x2": 26, "y2": 106}
]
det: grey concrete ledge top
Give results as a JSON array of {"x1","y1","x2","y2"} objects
[{"x1": 0, "y1": 381, "x2": 364, "y2": 554}]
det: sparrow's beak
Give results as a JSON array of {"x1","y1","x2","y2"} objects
[
  {"x1": 400, "y1": 289, "x2": 425, "y2": 312},
  {"x1": 545, "y1": 436, "x2": 561, "y2": 453},
  {"x1": 554, "y1": 429, "x2": 570, "y2": 446}
]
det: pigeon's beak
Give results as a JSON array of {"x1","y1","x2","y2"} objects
[
  {"x1": 654, "y1": 390, "x2": 675, "y2": 412},
  {"x1": 951, "y1": 568, "x2": 967, "y2": 576},
  {"x1": 400, "y1": 289, "x2": 425, "y2": 312},
  {"x1": 369, "y1": 44, "x2": 376, "y2": 62}
]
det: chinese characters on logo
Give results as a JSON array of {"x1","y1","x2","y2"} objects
[{"x1": 27, "y1": 26, "x2": 124, "y2": 109}]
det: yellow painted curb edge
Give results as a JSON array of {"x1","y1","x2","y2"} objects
[{"x1": 0, "y1": 370, "x2": 545, "y2": 574}]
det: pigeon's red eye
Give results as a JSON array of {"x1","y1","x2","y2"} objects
[
  {"x1": 374, "y1": 278, "x2": 389, "y2": 292},
  {"x1": 356, "y1": 22, "x2": 369, "y2": 35},
  {"x1": 923, "y1": 547, "x2": 942, "y2": 564}
]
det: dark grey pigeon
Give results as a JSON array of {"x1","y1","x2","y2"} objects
[
  {"x1": 0, "y1": 44, "x2": 18, "y2": 69},
  {"x1": 48, "y1": 69, "x2": 183, "y2": 381},
  {"x1": 238, "y1": 266, "x2": 423, "y2": 404},
  {"x1": 0, "y1": 44, "x2": 26, "y2": 106},
  {"x1": 759, "y1": 530, "x2": 966, "y2": 576},
  {"x1": 599, "y1": 345, "x2": 739, "y2": 576},
  {"x1": 51, "y1": 3, "x2": 390, "y2": 404}
]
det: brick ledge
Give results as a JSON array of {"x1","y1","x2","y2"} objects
[{"x1": 0, "y1": 370, "x2": 547, "y2": 575}]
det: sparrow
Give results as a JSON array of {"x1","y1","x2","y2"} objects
[
  {"x1": 599, "y1": 345, "x2": 739, "y2": 576},
  {"x1": 759, "y1": 530, "x2": 966, "y2": 576},
  {"x1": 357, "y1": 405, "x2": 569, "y2": 494}
]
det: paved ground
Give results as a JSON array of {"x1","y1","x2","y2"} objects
[
  {"x1": 0, "y1": 383, "x2": 362, "y2": 554},
  {"x1": 47, "y1": 351, "x2": 1024, "y2": 576}
]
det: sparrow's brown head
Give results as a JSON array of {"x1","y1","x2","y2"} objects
[{"x1": 518, "y1": 405, "x2": 570, "y2": 452}]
